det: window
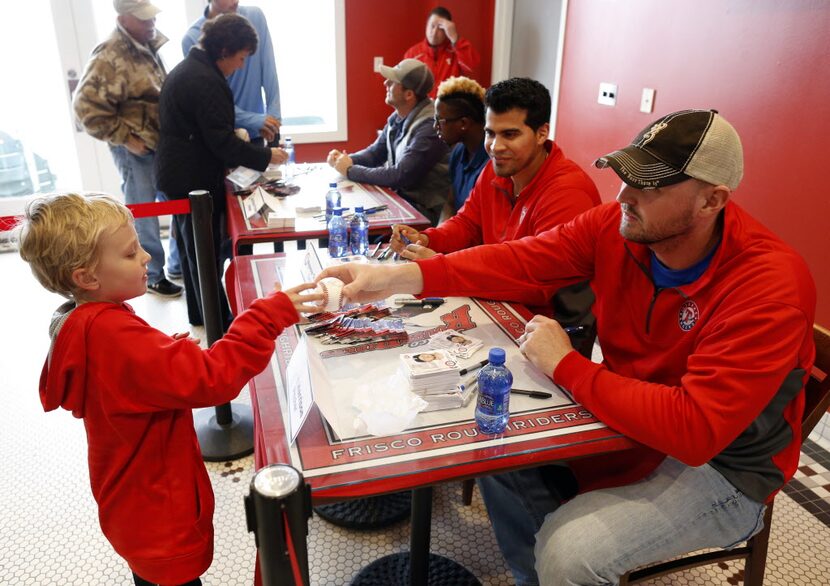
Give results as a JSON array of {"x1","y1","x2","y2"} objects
[{"x1": 246, "y1": 0, "x2": 347, "y2": 144}]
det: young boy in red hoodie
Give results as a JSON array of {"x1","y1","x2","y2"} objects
[{"x1": 17, "y1": 193, "x2": 322, "y2": 586}]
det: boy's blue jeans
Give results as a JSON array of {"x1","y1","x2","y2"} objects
[{"x1": 478, "y1": 456, "x2": 766, "y2": 586}]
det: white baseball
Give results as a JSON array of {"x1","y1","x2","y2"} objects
[{"x1": 314, "y1": 277, "x2": 345, "y2": 312}]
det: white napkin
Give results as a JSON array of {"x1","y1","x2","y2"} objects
[{"x1": 352, "y1": 372, "x2": 428, "y2": 436}]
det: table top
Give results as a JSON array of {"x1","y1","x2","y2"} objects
[
  {"x1": 234, "y1": 252, "x2": 635, "y2": 502},
  {"x1": 226, "y1": 164, "x2": 431, "y2": 251}
]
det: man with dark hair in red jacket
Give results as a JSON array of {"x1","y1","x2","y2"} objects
[{"x1": 320, "y1": 109, "x2": 817, "y2": 586}]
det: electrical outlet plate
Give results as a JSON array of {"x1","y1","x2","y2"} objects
[
  {"x1": 598, "y1": 82, "x2": 617, "y2": 106},
  {"x1": 373, "y1": 56, "x2": 383, "y2": 72},
  {"x1": 640, "y1": 88, "x2": 655, "y2": 113}
]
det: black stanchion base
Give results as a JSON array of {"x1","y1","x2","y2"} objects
[
  {"x1": 350, "y1": 552, "x2": 481, "y2": 586},
  {"x1": 194, "y1": 404, "x2": 254, "y2": 462},
  {"x1": 314, "y1": 492, "x2": 411, "y2": 529}
]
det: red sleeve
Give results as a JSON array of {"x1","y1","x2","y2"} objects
[
  {"x1": 417, "y1": 204, "x2": 605, "y2": 304},
  {"x1": 422, "y1": 179, "x2": 486, "y2": 253},
  {"x1": 89, "y1": 292, "x2": 299, "y2": 413},
  {"x1": 555, "y1": 303, "x2": 812, "y2": 466},
  {"x1": 452, "y1": 38, "x2": 479, "y2": 74}
]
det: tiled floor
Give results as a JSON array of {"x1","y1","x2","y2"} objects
[{"x1": 1, "y1": 242, "x2": 829, "y2": 585}]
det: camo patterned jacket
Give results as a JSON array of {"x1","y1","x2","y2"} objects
[{"x1": 73, "y1": 24, "x2": 168, "y2": 150}]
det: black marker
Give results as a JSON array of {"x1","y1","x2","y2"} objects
[
  {"x1": 395, "y1": 297, "x2": 445, "y2": 308},
  {"x1": 564, "y1": 325, "x2": 587, "y2": 334},
  {"x1": 510, "y1": 388, "x2": 553, "y2": 399},
  {"x1": 458, "y1": 358, "x2": 489, "y2": 376}
]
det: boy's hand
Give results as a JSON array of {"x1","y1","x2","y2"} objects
[{"x1": 278, "y1": 282, "x2": 326, "y2": 314}]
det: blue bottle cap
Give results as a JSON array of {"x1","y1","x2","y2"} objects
[
  {"x1": 488, "y1": 347, "x2": 506, "y2": 365},
  {"x1": 329, "y1": 182, "x2": 337, "y2": 188},
  {"x1": 354, "y1": 206, "x2": 364, "y2": 213}
]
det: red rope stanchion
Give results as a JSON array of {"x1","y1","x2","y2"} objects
[{"x1": 1, "y1": 199, "x2": 192, "y2": 233}]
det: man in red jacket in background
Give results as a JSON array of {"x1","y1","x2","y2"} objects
[
  {"x1": 404, "y1": 6, "x2": 480, "y2": 98},
  {"x1": 320, "y1": 109, "x2": 817, "y2": 586}
]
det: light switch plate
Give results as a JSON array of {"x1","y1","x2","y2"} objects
[
  {"x1": 373, "y1": 56, "x2": 383, "y2": 72},
  {"x1": 640, "y1": 88, "x2": 656, "y2": 113}
]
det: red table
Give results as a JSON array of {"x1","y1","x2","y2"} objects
[
  {"x1": 234, "y1": 252, "x2": 636, "y2": 585},
  {"x1": 225, "y1": 164, "x2": 431, "y2": 255}
]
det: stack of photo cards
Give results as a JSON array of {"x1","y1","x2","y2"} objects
[
  {"x1": 399, "y1": 349, "x2": 461, "y2": 395},
  {"x1": 426, "y1": 329, "x2": 483, "y2": 360}
]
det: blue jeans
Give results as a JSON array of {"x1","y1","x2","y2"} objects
[
  {"x1": 479, "y1": 457, "x2": 766, "y2": 586},
  {"x1": 110, "y1": 145, "x2": 176, "y2": 282}
]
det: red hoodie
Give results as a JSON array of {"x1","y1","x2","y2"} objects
[
  {"x1": 403, "y1": 37, "x2": 480, "y2": 98},
  {"x1": 417, "y1": 202, "x2": 816, "y2": 503},
  {"x1": 40, "y1": 292, "x2": 299, "y2": 584}
]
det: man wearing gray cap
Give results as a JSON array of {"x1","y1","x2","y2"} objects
[
  {"x1": 319, "y1": 109, "x2": 817, "y2": 585},
  {"x1": 327, "y1": 58, "x2": 450, "y2": 225},
  {"x1": 73, "y1": 0, "x2": 182, "y2": 298}
]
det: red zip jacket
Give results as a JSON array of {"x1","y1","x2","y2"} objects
[
  {"x1": 417, "y1": 201, "x2": 816, "y2": 503},
  {"x1": 40, "y1": 292, "x2": 299, "y2": 584},
  {"x1": 403, "y1": 37, "x2": 479, "y2": 98},
  {"x1": 423, "y1": 140, "x2": 600, "y2": 313}
]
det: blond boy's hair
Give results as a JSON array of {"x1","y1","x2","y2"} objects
[
  {"x1": 16, "y1": 193, "x2": 133, "y2": 298},
  {"x1": 436, "y1": 76, "x2": 486, "y2": 102}
]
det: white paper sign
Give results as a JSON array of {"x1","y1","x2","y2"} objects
[
  {"x1": 242, "y1": 188, "x2": 265, "y2": 219},
  {"x1": 285, "y1": 337, "x2": 314, "y2": 444}
]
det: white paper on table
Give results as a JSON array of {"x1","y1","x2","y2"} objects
[
  {"x1": 285, "y1": 336, "x2": 315, "y2": 444},
  {"x1": 227, "y1": 166, "x2": 262, "y2": 188},
  {"x1": 300, "y1": 295, "x2": 570, "y2": 441},
  {"x1": 352, "y1": 371, "x2": 428, "y2": 436}
]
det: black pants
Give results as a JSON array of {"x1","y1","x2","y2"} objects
[
  {"x1": 174, "y1": 208, "x2": 233, "y2": 331},
  {"x1": 132, "y1": 572, "x2": 202, "y2": 586}
]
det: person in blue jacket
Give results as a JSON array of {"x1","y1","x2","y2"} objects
[{"x1": 183, "y1": 1, "x2": 281, "y2": 143}]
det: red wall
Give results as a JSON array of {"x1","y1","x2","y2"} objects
[
  {"x1": 555, "y1": 0, "x2": 830, "y2": 326},
  {"x1": 296, "y1": 0, "x2": 494, "y2": 162}
]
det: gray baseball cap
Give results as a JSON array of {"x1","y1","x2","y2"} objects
[{"x1": 379, "y1": 59, "x2": 434, "y2": 98}]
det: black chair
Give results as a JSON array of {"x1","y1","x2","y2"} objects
[{"x1": 620, "y1": 323, "x2": 830, "y2": 586}]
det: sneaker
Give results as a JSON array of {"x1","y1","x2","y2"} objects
[
  {"x1": 167, "y1": 269, "x2": 183, "y2": 281},
  {"x1": 147, "y1": 277, "x2": 183, "y2": 298}
]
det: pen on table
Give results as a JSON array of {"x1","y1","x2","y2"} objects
[
  {"x1": 395, "y1": 297, "x2": 445, "y2": 308},
  {"x1": 510, "y1": 388, "x2": 553, "y2": 399},
  {"x1": 459, "y1": 376, "x2": 479, "y2": 391},
  {"x1": 564, "y1": 325, "x2": 587, "y2": 334},
  {"x1": 459, "y1": 358, "x2": 489, "y2": 376}
]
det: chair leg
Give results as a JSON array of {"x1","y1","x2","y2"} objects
[
  {"x1": 461, "y1": 478, "x2": 475, "y2": 506},
  {"x1": 743, "y1": 503, "x2": 774, "y2": 586}
]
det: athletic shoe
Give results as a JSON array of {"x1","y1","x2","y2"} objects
[
  {"x1": 167, "y1": 269, "x2": 183, "y2": 281},
  {"x1": 147, "y1": 278, "x2": 183, "y2": 298}
]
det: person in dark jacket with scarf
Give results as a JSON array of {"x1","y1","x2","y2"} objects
[{"x1": 156, "y1": 13, "x2": 287, "y2": 328}]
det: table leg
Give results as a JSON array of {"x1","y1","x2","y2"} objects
[{"x1": 348, "y1": 486, "x2": 480, "y2": 586}]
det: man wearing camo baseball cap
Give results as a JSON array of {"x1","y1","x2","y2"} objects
[
  {"x1": 113, "y1": 0, "x2": 161, "y2": 21},
  {"x1": 317, "y1": 108, "x2": 816, "y2": 585}
]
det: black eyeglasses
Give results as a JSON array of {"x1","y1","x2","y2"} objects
[{"x1": 433, "y1": 116, "x2": 464, "y2": 126}]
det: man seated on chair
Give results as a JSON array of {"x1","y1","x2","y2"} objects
[
  {"x1": 318, "y1": 109, "x2": 817, "y2": 586},
  {"x1": 327, "y1": 59, "x2": 450, "y2": 226},
  {"x1": 389, "y1": 77, "x2": 601, "y2": 357}
]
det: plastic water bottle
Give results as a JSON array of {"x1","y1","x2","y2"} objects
[
  {"x1": 475, "y1": 348, "x2": 513, "y2": 434},
  {"x1": 325, "y1": 182, "x2": 341, "y2": 222},
  {"x1": 283, "y1": 136, "x2": 295, "y2": 178},
  {"x1": 327, "y1": 208, "x2": 348, "y2": 258},
  {"x1": 349, "y1": 206, "x2": 369, "y2": 256}
]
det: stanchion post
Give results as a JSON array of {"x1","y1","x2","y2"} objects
[
  {"x1": 188, "y1": 190, "x2": 254, "y2": 461},
  {"x1": 245, "y1": 464, "x2": 312, "y2": 586}
]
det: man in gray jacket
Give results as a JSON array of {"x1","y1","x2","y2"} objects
[
  {"x1": 327, "y1": 59, "x2": 450, "y2": 225},
  {"x1": 73, "y1": 0, "x2": 181, "y2": 297}
]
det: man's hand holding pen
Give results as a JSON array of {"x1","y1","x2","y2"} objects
[
  {"x1": 518, "y1": 315, "x2": 576, "y2": 378},
  {"x1": 390, "y1": 224, "x2": 436, "y2": 260}
]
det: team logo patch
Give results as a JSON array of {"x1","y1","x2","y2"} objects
[{"x1": 678, "y1": 300, "x2": 699, "y2": 332}]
